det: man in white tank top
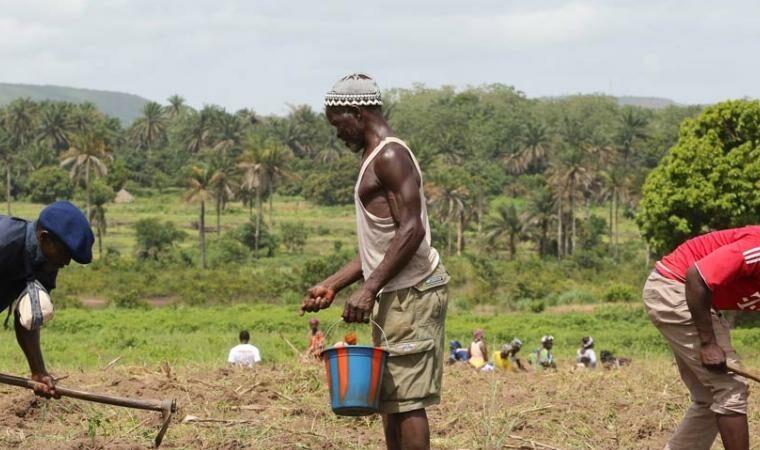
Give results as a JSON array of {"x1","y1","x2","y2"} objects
[{"x1": 301, "y1": 73, "x2": 449, "y2": 450}]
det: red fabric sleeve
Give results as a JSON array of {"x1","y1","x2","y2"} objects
[{"x1": 694, "y1": 240, "x2": 759, "y2": 291}]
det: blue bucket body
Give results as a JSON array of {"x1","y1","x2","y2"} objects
[{"x1": 322, "y1": 345, "x2": 388, "y2": 416}]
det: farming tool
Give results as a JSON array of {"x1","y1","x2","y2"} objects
[
  {"x1": 0, "y1": 372, "x2": 177, "y2": 448},
  {"x1": 728, "y1": 364, "x2": 760, "y2": 384}
]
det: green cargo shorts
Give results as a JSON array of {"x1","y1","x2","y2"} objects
[{"x1": 371, "y1": 264, "x2": 450, "y2": 414}]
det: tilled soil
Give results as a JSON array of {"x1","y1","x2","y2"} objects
[{"x1": 0, "y1": 359, "x2": 753, "y2": 449}]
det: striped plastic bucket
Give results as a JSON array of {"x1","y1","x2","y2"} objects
[{"x1": 322, "y1": 345, "x2": 388, "y2": 416}]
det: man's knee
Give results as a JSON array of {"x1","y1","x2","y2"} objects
[
  {"x1": 395, "y1": 409, "x2": 430, "y2": 450},
  {"x1": 707, "y1": 374, "x2": 749, "y2": 416}
]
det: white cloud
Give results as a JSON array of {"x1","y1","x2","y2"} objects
[{"x1": 0, "y1": 0, "x2": 758, "y2": 113}]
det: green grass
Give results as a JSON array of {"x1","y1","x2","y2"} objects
[
  {"x1": 11, "y1": 191, "x2": 357, "y2": 258},
  {"x1": 2, "y1": 304, "x2": 759, "y2": 374}
]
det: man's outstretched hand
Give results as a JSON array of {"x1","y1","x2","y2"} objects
[
  {"x1": 342, "y1": 287, "x2": 376, "y2": 323},
  {"x1": 700, "y1": 342, "x2": 727, "y2": 372},
  {"x1": 300, "y1": 285, "x2": 336, "y2": 316},
  {"x1": 31, "y1": 372, "x2": 60, "y2": 399}
]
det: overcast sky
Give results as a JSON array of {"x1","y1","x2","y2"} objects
[{"x1": 1, "y1": 0, "x2": 758, "y2": 115}]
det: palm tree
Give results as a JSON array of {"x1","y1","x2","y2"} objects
[
  {"x1": 485, "y1": 202, "x2": 523, "y2": 260},
  {"x1": 238, "y1": 146, "x2": 267, "y2": 257},
  {"x1": 90, "y1": 203, "x2": 106, "y2": 259},
  {"x1": 37, "y1": 102, "x2": 74, "y2": 152},
  {"x1": 70, "y1": 102, "x2": 100, "y2": 134},
  {"x1": 268, "y1": 105, "x2": 322, "y2": 158},
  {"x1": 130, "y1": 102, "x2": 168, "y2": 156},
  {"x1": 182, "y1": 107, "x2": 214, "y2": 154},
  {"x1": 185, "y1": 165, "x2": 214, "y2": 269},
  {"x1": 617, "y1": 106, "x2": 649, "y2": 167},
  {"x1": 3, "y1": 98, "x2": 38, "y2": 214},
  {"x1": 427, "y1": 176, "x2": 470, "y2": 256},
  {"x1": 209, "y1": 154, "x2": 237, "y2": 235},
  {"x1": 598, "y1": 167, "x2": 629, "y2": 259},
  {"x1": 88, "y1": 185, "x2": 113, "y2": 260},
  {"x1": 547, "y1": 148, "x2": 592, "y2": 256},
  {"x1": 259, "y1": 145, "x2": 291, "y2": 227},
  {"x1": 525, "y1": 188, "x2": 555, "y2": 257},
  {"x1": 235, "y1": 108, "x2": 258, "y2": 126},
  {"x1": 60, "y1": 132, "x2": 112, "y2": 218},
  {"x1": 504, "y1": 121, "x2": 550, "y2": 174},
  {"x1": 211, "y1": 112, "x2": 245, "y2": 154},
  {"x1": 166, "y1": 95, "x2": 186, "y2": 119}
]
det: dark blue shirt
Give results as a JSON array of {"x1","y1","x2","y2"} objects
[{"x1": 0, "y1": 216, "x2": 57, "y2": 312}]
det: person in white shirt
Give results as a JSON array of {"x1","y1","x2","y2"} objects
[
  {"x1": 227, "y1": 330, "x2": 261, "y2": 367},
  {"x1": 576, "y1": 336, "x2": 597, "y2": 369}
]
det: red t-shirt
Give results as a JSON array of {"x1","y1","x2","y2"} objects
[{"x1": 656, "y1": 226, "x2": 760, "y2": 311}]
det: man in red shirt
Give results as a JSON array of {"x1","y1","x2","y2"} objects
[{"x1": 644, "y1": 226, "x2": 760, "y2": 450}]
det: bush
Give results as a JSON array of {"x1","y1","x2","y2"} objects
[
  {"x1": 280, "y1": 222, "x2": 309, "y2": 254},
  {"x1": 106, "y1": 159, "x2": 132, "y2": 191},
  {"x1": 232, "y1": 219, "x2": 277, "y2": 257},
  {"x1": 54, "y1": 292, "x2": 83, "y2": 309},
  {"x1": 207, "y1": 235, "x2": 251, "y2": 267},
  {"x1": 300, "y1": 249, "x2": 353, "y2": 290},
  {"x1": 110, "y1": 290, "x2": 148, "y2": 309},
  {"x1": 89, "y1": 179, "x2": 115, "y2": 205},
  {"x1": 27, "y1": 167, "x2": 74, "y2": 203},
  {"x1": 134, "y1": 218, "x2": 187, "y2": 261},
  {"x1": 556, "y1": 289, "x2": 597, "y2": 305},
  {"x1": 603, "y1": 283, "x2": 638, "y2": 303}
]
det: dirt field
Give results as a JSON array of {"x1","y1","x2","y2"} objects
[{"x1": 0, "y1": 359, "x2": 756, "y2": 450}]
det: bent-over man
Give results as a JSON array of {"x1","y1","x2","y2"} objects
[
  {"x1": 1, "y1": 201, "x2": 94, "y2": 398},
  {"x1": 644, "y1": 226, "x2": 760, "y2": 450}
]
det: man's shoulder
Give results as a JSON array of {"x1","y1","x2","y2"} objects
[
  {"x1": 0, "y1": 216, "x2": 29, "y2": 240},
  {"x1": 375, "y1": 139, "x2": 414, "y2": 164},
  {"x1": 0, "y1": 217, "x2": 30, "y2": 271}
]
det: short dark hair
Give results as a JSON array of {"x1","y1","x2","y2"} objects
[{"x1": 239, "y1": 330, "x2": 250, "y2": 342}]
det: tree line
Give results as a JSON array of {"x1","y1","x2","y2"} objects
[{"x1": 0, "y1": 85, "x2": 705, "y2": 267}]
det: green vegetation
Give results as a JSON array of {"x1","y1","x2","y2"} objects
[
  {"x1": 1, "y1": 304, "x2": 758, "y2": 374},
  {"x1": 4, "y1": 86, "x2": 760, "y2": 387},
  {"x1": 637, "y1": 100, "x2": 760, "y2": 254}
]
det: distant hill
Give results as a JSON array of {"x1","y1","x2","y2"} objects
[
  {"x1": 615, "y1": 96, "x2": 678, "y2": 109},
  {"x1": 539, "y1": 94, "x2": 680, "y2": 109},
  {"x1": 0, "y1": 83, "x2": 152, "y2": 124}
]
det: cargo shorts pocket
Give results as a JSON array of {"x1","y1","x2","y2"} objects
[
  {"x1": 412, "y1": 267, "x2": 450, "y2": 328},
  {"x1": 381, "y1": 338, "x2": 437, "y2": 401}
]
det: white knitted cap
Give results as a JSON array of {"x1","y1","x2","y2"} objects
[{"x1": 325, "y1": 73, "x2": 383, "y2": 107}]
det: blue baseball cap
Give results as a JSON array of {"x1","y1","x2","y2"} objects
[{"x1": 38, "y1": 201, "x2": 95, "y2": 264}]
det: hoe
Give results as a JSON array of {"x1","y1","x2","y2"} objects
[{"x1": 0, "y1": 372, "x2": 177, "y2": 448}]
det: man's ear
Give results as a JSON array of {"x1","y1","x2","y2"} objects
[{"x1": 37, "y1": 229, "x2": 50, "y2": 243}]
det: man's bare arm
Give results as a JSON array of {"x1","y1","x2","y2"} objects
[
  {"x1": 685, "y1": 265, "x2": 726, "y2": 371},
  {"x1": 15, "y1": 318, "x2": 59, "y2": 398},
  {"x1": 341, "y1": 145, "x2": 426, "y2": 323},
  {"x1": 361, "y1": 146, "x2": 426, "y2": 295},
  {"x1": 323, "y1": 256, "x2": 364, "y2": 293},
  {"x1": 300, "y1": 256, "x2": 363, "y2": 315}
]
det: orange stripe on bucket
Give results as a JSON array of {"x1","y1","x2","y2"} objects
[
  {"x1": 368, "y1": 348, "x2": 383, "y2": 404},
  {"x1": 337, "y1": 347, "x2": 348, "y2": 403},
  {"x1": 324, "y1": 357, "x2": 332, "y2": 396}
]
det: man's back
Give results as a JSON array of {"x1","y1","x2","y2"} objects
[{"x1": 227, "y1": 344, "x2": 261, "y2": 367}]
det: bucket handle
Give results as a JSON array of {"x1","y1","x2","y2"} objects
[{"x1": 323, "y1": 318, "x2": 390, "y2": 351}]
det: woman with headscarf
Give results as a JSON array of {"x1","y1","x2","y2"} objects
[{"x1": 468, "y1": 329, "x2": 488, "y2": 369}]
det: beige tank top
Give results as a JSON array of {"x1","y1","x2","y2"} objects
[
  {"x1": 355, "y1": 137, "x2": 440, "y2": 293},
  {"x1": 469, "y1": 341, "x2": 485, "y2": 361}
]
